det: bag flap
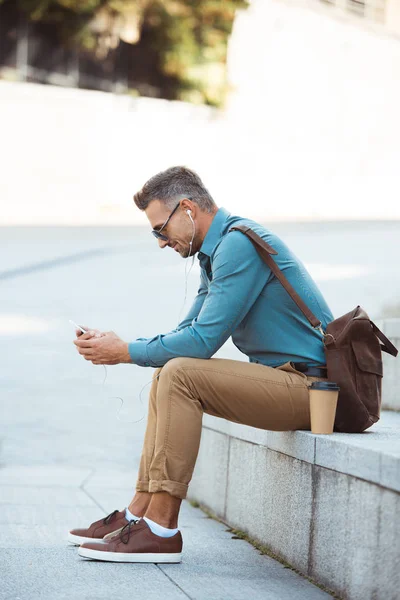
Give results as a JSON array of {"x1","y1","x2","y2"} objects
[{"x1": 351, "y1": 340, "x2": 383, "y2": 376}]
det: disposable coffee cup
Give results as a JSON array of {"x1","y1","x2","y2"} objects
[{"x1": 309, "y1": 381, "x2": 340, "y2": 434}]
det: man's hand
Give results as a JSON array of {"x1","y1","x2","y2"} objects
[
  {"x1": 75, "y1": 325, "x2": 104, "y2": 340},
  {"x1": 74, "y1": 331, "x2": 132, "y2": 365}
]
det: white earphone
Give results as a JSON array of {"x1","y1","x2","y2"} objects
[
  {"x1": 185, "y1": 209, "x2": 195, "y2": 257},
  {"x1": 186, "y1": 208, "x2": 194, "y2": 226}
]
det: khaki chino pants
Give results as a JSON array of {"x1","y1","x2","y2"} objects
[{"x1": 135, "y1": 357, "x2": 328, "y2": 500}]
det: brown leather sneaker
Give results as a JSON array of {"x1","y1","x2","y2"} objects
[
  {"x1": 68, "y1": 509, "x2": 129, "y2": 546},
  {"x1": 78, "y1": 518, "x2": 182, "y2": 563}
]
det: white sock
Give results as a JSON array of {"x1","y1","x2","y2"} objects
[
  {"x1": 143, "y1": 516, "x2": 179, "y2": 538},
  {"x1": 125, "y1": 507, "x2": 140, "y2": 522}
]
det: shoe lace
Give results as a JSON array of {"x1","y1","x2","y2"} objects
[
  {"x1": 119, "y1": 519, "x2": 140, "y2": 544},
  {"x1": 103, "y1": 509, "x2": 119, "y2": 525}
]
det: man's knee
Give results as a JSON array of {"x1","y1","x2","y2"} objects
[{"x1": 160, "y1": 357, "x2": 198, "y2": 379}]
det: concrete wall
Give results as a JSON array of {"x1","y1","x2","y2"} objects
[
  {"x1": 226, "y1": 0, "x2": 400, "y2": 220},
  {"x1": 1, "y1": 0, "x2": 400, "y2": 225},
  {"x1": 385, "y1": 0, "x2": 400, "y2": 35}
]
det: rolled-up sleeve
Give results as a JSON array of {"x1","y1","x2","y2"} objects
[{"x1": 128, "y1": 231, "x2": 271, "y2": 367}]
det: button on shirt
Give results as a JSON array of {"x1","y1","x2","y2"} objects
[{"x1": 128, "y1": 208, "x2": 334, "y2": 368}]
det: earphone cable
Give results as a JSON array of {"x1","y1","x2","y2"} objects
[{"x1": 102, "y1": 214, "x2": 196, "y2": 423}]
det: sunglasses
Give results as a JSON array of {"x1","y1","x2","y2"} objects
[{"x1": 151, "y1": 197, "x2": 192, "y2": 241}]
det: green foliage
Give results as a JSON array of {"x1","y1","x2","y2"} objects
[{"x1": 2, "y1": 0, "x2": 249, "y2": 105}]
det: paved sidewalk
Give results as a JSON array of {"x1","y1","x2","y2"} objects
[
  {"x1": 0, "y1": 226, "x2": 340, "y2": 599},
  {"x1": 1, "y1": 465, "x2": 333, "y2": 600}
]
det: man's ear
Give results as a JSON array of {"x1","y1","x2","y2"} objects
[{"x1": 182, "y1": 198, "x2": 195, "y2": 216}]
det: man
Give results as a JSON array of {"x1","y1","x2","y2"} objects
[{"x1": 70, "y1": 166, "x2": 333, "y2": 564}]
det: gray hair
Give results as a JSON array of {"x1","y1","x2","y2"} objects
[{"x1": 133, "y1": 166, "x2": 217, "y2": 214}]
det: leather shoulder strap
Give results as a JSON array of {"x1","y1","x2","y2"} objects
[
  {"x1": 370, "y1": 322, "x2": 398, "y2": 357},
  {"x1": 229, "y1": 225, "x2": 322, "y2": 329}
]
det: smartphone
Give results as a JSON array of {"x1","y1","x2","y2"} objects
[{"x1": 69, "y1": 320, "x2": 88, "y2": 335}]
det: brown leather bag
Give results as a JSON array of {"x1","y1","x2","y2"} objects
[{"x1": 230, "y1": 225, "x2": 398, "y2": 433}]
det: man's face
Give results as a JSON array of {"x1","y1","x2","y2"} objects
[{"x1": 145, "y1": 199, "x2": 197, "y2": 258}]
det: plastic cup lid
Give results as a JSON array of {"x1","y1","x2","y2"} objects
[{"x1": 309, "y1": 381, "x2": 340, "y2": 391}]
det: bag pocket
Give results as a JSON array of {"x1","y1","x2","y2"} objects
[
  {"x1": 351, "y1": 340, "x2": 383, "y2": 376},
  {"x1": 351, "y1": 340, "x2": 383, "y2": 420}
]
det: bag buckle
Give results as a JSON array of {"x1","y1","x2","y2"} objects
[
  {"x1": 313, "y1": 324, "x2": 326, "y2": 337},
  {"x1": 313, "y1": 323, "x2": 335, "y2": 342}
]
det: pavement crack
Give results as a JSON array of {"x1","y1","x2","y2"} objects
[
  {"x1": 80, "y1": 467, "x2": 96, "y2": 490},
  {"x1": 81, "y1": 486, "x2": 107, "y2": 513},
  {"x1": 156, "y1": 566, "x2": 194, "y2": 600}
]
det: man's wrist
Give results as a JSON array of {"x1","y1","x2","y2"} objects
[{"x1": 119, "y1": 341, "x2": 133, "y2": 364}]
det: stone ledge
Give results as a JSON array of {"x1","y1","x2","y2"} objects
[
  {"x1": 189, "y1": 411, "x2": 400, "y2": 600},
  {"x1": 202, "y1": 411, "x2": 400, "y2": 492}
]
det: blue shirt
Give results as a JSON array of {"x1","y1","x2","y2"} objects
[{"x1": 129, "y1": 207, "x2": 334, "y2": 368}]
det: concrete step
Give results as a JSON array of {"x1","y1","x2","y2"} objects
[{"x1": 188, "y1": 411, "x2": 400, "y2": 600}]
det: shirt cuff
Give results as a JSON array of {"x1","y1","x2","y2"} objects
[{"x1": 128, "y1": 340, "x2": 151, "y2": 367}]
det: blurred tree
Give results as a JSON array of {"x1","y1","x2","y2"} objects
[{"x1": 0, "y1": 0, "x2": 248, "y2": 105}]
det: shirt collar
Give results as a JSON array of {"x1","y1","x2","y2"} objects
[{"x1": 198, "y1": 207, "x2": 230, "y2": 258}]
